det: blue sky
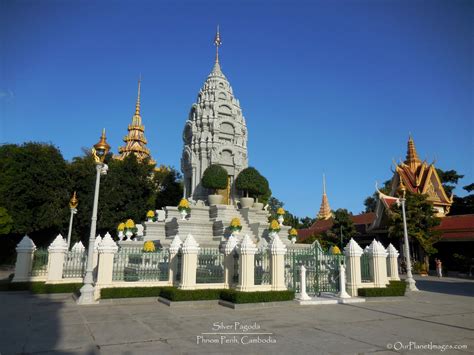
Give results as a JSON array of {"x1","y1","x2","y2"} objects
[{"x1": 1, "y1": 0, "x2": 472, "y2": 218}]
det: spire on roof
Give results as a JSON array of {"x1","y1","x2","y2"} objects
[
  {"x1": 135, "y1": 75, "x2": 141, "y2": 117},
  {"x1": 405, "y1": 134, "x2": 421, "y2": 169},
  {"x1": 214, "y1": 25, "x2": 222, "y2": 63},
  {"x1": 317, "y1": 174, "x2": 332, "y2": 220}
]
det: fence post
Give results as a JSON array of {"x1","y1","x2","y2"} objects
[
  {"x1": 179, "y1": 234, "x2": 200, "y2": 290},
  {"x1": 368, "y1": 239, "x2": 389, "y2": 288},
  {"x1": 169, "y1": 235, "x2": 183, "y2": 286},
  {"x1": 12, "y1": 235, "x2": 36, "y2": 282},
  {"x1": 338, "y1": 263, "x2": 351, "y2": 299},
  {"x1": 46, "y1": 234, "x2": 68, "y2": 282},
  {"x1": 236, "y1": 235, "x2": 257, "y2": 291},
  {"x1": 386, "y1": 243, "x2": 400, "y2": 281},
  {"x1": 96, "y1": 232, "x2": 119, "y2": 291},
  {"x1": 224, "y1": 235, "x2": 238, "y2": 288},
  {"x1": 298, "y1": 264, "x2": 311, "y2": 300},
  {"x1": 343, "y1": 238, "x2": 363, "y2": 296},
  {"x1": 269, "y1": 233, "x2": 287, "y2": 291}
]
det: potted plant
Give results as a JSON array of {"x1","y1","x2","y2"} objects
[
  {"x1": 201, "y1": 164, "x2": 228, "y2": 205},
  {"x1": 253, "y1": 174, "x2": 270, "y2": 210},
  {"x1": 268, "y1": 219, "x2": 281, "y2": 239},
  {"x1": 143, "y1": 240, "x2": 156, "y2": 253},
  {"x1": 146, "y1": 210, "x2": 155, "y2": 222},
  {"x1": 117, "y1": 222, "x2": 125, "y2": 241},
  {"x1": 288, "y1": 228, "x2": 298, "y2": 244},
  {"x1": 177, "y1": 198, "x2": 191, "y2": 220},
  {"x1": 235, "y1": 167, "x2": 264, "y2": 208},
  {"x1": 124, "y1": 219, "x2": 137, "y2": 241},
  {"x1": 229, "y1": 217, "x2": 242, "y2": 237},
  {"x1": 277, "y1": 207, "x2": 285, "y2": 226}
]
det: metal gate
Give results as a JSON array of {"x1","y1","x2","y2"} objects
[{"x1": 285, "y1": 242, "x2": 343, "y2": 295}]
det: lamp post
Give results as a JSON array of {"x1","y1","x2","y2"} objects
[
  {"x1": 77, "y1": 129, "x2": 110, "y2": 305},
  {"x1": 398, "y1": 182, "x2": 418, "y2": 292},
  {"x1": 67, "y1": 191, "x2": 78, "y2": 250}
]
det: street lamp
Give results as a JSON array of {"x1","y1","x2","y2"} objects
[
  {"x1": 77, "y1": 129, "x2": 110, "y2": 305},
  {"x1": 67, "y1": 191, "x2": 78, "y2": 250},
  {"x1": 398, "y1": 181, "x2": 419, "y2": 292}
]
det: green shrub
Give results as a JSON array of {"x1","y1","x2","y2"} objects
[
  {"x1": 235, "y1": 167, "x2": 263, "y2": 198},
  {"x1": 220, "y1": 290, "x2": 295, "y2": 304},
  {"x1": 201, "y1": 165, "x2": 228, "y2": 193},
  {"x1": 101, "y1": 287, "x2": 163, "y2": 299},
  {"x1": 159, "y1": 287, "x2": 223, "y2": 301},
  {"x1": 0, "y1": 282, "x2": 82, "y2": 293},
  {"x1": 358, "y1": 281, "x2": 407, "y2": 297}
]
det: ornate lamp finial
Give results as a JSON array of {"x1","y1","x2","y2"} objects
[
  {"x1": 69, "y1": 191, "x2": 78, "y2": 209},
  {"x1": 398, "y1": 178, "x2": 407, "y2": 198},
  {"x1": 214, "y1": 25, "x2": 222, "y2": 63},
  {"x1": 92, "y1": 128, "x2": 111, "y2": 163}
]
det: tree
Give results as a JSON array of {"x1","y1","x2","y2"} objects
[
  {"x1": 436, "y1": 169, "x2": 464, "y2": 196},
  {"x1": 386, "y1": 192, "x2": 442, "y2": 268},
  {"x1": 325, "y1": 208, "x2": 357, "y2": 247},
  {"x1": 0, "y1": 207, "x2": 13, "y2": 235},
  {"x1": 201, "y1": 165, "x2": 228, "y2": 193},
  {"x1": 450, "y1": 183, "x2": 474, "y2": 215},
  {"x1": 364, "y1": 179, "x2": 391, "y2": 213},
  {"x1": 299, "y1": 216, "x2": 316, "y2": 229},
  {"x1": 235, "y1": 167, "x2": 264, "y2": 198},
  {"x1": 153, "y1": 167, "x2": 183, "y2": 209}
]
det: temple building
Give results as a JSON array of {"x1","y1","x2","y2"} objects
[
  {"x1": 115, "y1": 79, "x2": 156, "y2": 165},
  {"x1": 317, "y1": 175, "x2": 333, "y2": 220},
  {"x1": 181, "y1": 28, "x2": 248, "y2": 204}
]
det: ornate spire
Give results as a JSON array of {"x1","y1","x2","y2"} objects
[
  {"x1": 405, "y1": 134, "x2": 421, "y2": 169},
  {"x1": 214, "y1": 25, "x2": 222, "y2": 63},
  {"x1": 317, "y1": 174, "x2": 332, "y2": 220},
  {"x1": 135, "y1": 76, "x2": 141, "y2": 117}
]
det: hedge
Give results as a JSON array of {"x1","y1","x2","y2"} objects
[
  {"x1": 201, "y1": 165, "x2": 228, "y2": 191},
  {"x1": 101, "y1": 287, "x2": 163, "y2": 299},
  {"x1": 220, "y1": 290, "x2": 295, "y2": 304},
  {"x1": 159, "y1": 287, "x2": 224, "y2": 301},
  {"x1": 0, "y1": 282, "x2": 82, "y2": 294},
  {"x1": 358, "y1": 280, "x2": 407, "y2": 297}
]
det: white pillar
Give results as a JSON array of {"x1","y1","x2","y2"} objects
[
  {"x1": 47, "y1": 234, "x2": 68, "y2": 282},
  {"x1": 368, "y1": 240, "x2": 389, "y2": 288},
  {"x1": 179, "y1": 234, "x2": 200, "y2": 290},
  {"x1": 224, "y1": 235, "x2": 238, "y2": 288},
  {"x1": 344, "y1": 238, "x2": 363, "y2": 297},
  {"x1": 236, "y1": 235, "x2": 257, "y2": 291},
  {"x1": 386, "y1": 243, "x2": 400, "y2": 281},
  {"x1": 298, "y1": 265, "x2": 311, "y2": 300},
  {"x1": 338, "y1": 263, "x2": 351, "y2": 299},
  {"x1": 12, "y1": 236, "x2": 36, "y2": 282},
  {"x1": 269, "y1": 233, "x2": 287, "y2": 291},
  {"x1": 96, "y1": 232, "x2": 119, "y2": 287},
  {"x1": 169, "y1": 235, "x2": 183, "y2": 286},
  {"x1": 93, "y1": 235, "x2": 102, "y2": 273}
]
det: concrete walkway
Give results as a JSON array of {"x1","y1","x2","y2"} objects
[{"x1": 0, "y1": 276, "x2": 473, "y2": 354}]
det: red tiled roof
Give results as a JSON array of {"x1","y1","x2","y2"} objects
[
  {"x1": 435, "y1": 214, "x2": 474, "y2": 241},
  {"x1": 351, "y1": 212, "x2": 376, "y2": 225}
]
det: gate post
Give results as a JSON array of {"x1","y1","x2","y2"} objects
[
  {"x1": 180, "y1": 234, "x2": 200, "y2": 290},
  {"x1": 368, "y1": 239, "x2": 389, "y2": 288},
  {"x1": 298, "y1": 264, "x2": 311, "y2": 300},
  {"x1": 169, "y1": 235, "x2": 183, "y2": 286},
  {"x1": 47, "y1": 234, "x2": 68, "y2": 282},
  {"x1": 386, "y1": 243, "x2": 400, "y2": 281},
  {"x1": 12, "y1": 236, "x2": 36, "y2": 282},
  {"x1": 236, "y1": 235, "x2": 257, "y2": 291},
  {"x1": 96, "y1": 233, "x2": 119, "y2": 287},
  {"x1": 344, "y1": 238, "x2": 363, "y2": 296},
  {"x1": 270, "y1": 233, "x2": 287, "y2": 291},
  {"x1": 224, "y1": 235, "x2": 238, "y2": 288}
]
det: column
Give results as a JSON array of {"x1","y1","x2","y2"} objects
[
  {"x1": 168, "y1": 235, "x2": 183, "y2": 286},
  {"x1": 96, "y1": 232, "x2": 119, "y2": 287},
  {"x1": 343, "y1": 238, "x2": 363, "y2": 297},
  {"x1": 236, "y1": 234, "x2": 257, "y2": 291},
  {"x1": 269, "y1": 233, "x2": 287, "y2": 291},
  {"x1": 368, "y1": 239, "x2": 389, "y2": 288},
  {"x1": 224, "y1": 235, "x2": 238, "y2": 288},
  {"x1": 46, "y1": 234, "x2": 68, "y2": 282},
  {"x1": 386, "y1": 243, "x2": 400, "y2": 281},
  {"x1": 12, "y1": 236, "x2": 36, "y2": 282},
  {"x1": 179, "y1": 234, "x2": 200, "y2": 290}
]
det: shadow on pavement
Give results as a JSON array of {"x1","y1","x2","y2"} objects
[{"x1": 415, "y1": 277, "x2": 474, "y2": 297}]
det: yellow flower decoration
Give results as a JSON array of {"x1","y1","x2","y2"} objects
[
  {"x1": 331, "y1": 246, "x2": 341, "y2": 255},
  {"x1": 270, "y1": 220, "x2": 280, "y2": 230},
  {"x1": 178, "y1": 198, "x2": 190, "y2": 209},
  {"x1": 117, "y1": 222, "x2": 125, "y2": 231},
  {"x1": 125, "y1": 219, "x2": 135, "y2": 229},
  {"x1": 289, "y1": 228, "x2": 298, "y2": 236},
  {"x1": 230, "y1": 218, "x2": 241, "y2": 227},
  {"x1": 146, "y1": 210, "x2": 155, "y2": 218},
  {"x1": 277, "y1": 207, "x2": 285, "y2": 215},
  {"x1": 143, "y1": 241, "x2": 156, "y2": 252}
]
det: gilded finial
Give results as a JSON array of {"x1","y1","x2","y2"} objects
[
  {"x1": 135, "y1": 76, "x2": 141, "y2": 116},
  {"x1": 323, "y1": 174, "x2": 327, "y2": 195},
  {"x1": 92, "y1": 128, "x2": 111, "y2": 163},
  {"x1": 69, "y1": 191, "x2": 78, "y2": 209},
  {"x1": 214, "y1": 25, "x2": 222, "y2": 63}
]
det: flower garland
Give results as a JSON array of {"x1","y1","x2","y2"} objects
[
  {"x1": 268, "y1": 219, "x2": 281, "y2": 233},
  {"x1": 229, "y1": 217, "x2": 242, "y2": 233}
]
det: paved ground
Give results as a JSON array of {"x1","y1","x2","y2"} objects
[{"x1": 0, "y1": 276, "x2": 473, "y2": 355}]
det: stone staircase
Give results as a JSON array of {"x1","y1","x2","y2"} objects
[{"x1": 210, "y1": 205, "x2": 256, "y2": 242}]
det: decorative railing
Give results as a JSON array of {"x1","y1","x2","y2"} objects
[
  {"x1": 63, "y1": 250, "x2": 87, "y2": 278},
  {"x1": 361, "y1": 253, "x2": 371, "y2": 282},
  {"x1": 196, "y1": 248, "x2": 224, "y2": 283},
  {"x1": 29, "y1": 248, "x2": 48, "y2": 277},
  {"x1": 112, "y1": 247, "x2": 169, "y2": 282},
  {"x1": 254, "y1": 249, "x2": 271, "y2": 285}
]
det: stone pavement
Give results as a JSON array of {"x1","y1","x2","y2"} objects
[{"x1": 0, "y1": 276, "x2": 473, "y2": 354}]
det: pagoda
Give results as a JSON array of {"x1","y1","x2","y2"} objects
[
  {"x1": 317, "y1": 175, "x2": 333, "y2": 220},
  {"x1": 115, "y1": 79, "x2": 156, "y2": 165}
]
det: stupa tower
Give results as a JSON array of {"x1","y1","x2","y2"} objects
[
  {"x1": 317, "y1": 175, "x2": 333, "y2": 220},
  {"x1": 181, "y1": 27, "x2": 248, "y2": 204},
  {"x1": 116, "y1": 78, "x2": 156, "y2": 165}
]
